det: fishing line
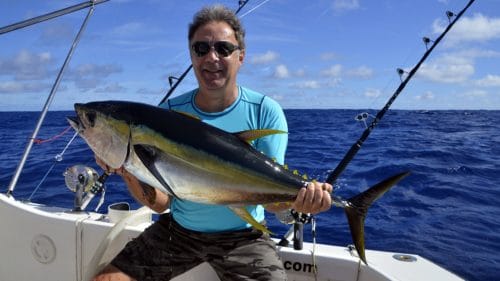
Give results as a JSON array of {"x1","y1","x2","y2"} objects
[
  {"x1": 325, "y1": 0, "x2": 476, "y2": 185},
  {"x1": 28, "y1": 131, "x2": 79, "y2": 201},
  {"x1": 359, "y1": 50, "x2": 417, "y2": 121},
  {"x1": 239, "y1": 0, "x2": 272, "y2": 19},
  {"x1": 33, "y1": 126, "x2": 72, "y2": 144}
]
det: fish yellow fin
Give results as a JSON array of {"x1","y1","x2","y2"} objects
[
  {"x1": 234, "y1": 129, "x2": 287, "y2": 144},
  {"x1": 229, "y1": 206, "x2": 273, "y2": 234}
]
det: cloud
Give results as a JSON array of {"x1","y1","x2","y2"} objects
[
  {"x1": 106, "y1": 38, "x2": 173, "y2": 52},
  {"x1": 347, "y1": 66, "x2": 374, "y2": 79},
  {"x1": 364, "y1": 88, "x2": 381, "y2": 98},
  {"x1": 269, "y1": 93, "x2": 285, "y2": 102},
  {"x1": 295, "y1": 80, "x2": 321, "y2": 89},
  {"x1": 433, "y1": 13, "x2": 500, "y2": 46},
  {"x1": 66, "y1": 63, "x2": 123, "y2": 91},
  {"x1": 106, "y1": 21, "x2": 171, "y2": 52},
  {"x1": 0, "y1": 50, "x2": 54, "y2": 80},
  {"x1": 475, "y1": 75, "x2": 500, "y2": 87},
  {"x1": 71, "y1": 63, "x2": 123, "y2": 78},
  {"x1": 463, "y1": 90, "x2": 487, "y2": 97},
  {"x1": 95, "y1": 82, "x2": 126, "y2": 93},
  {"x1": 0, "y1": 55, "x2": 124, "y2": 93},
  {"x1": 294, "y1": 69, "x2": 306, "y2": 77},
  {"x1": 415, "y1": 91, "x2": 435, "y2": 101},
  {"x1": 273, "y1": 64, "x2": 290, "y2": 79},
  {"x1": 137, "y1": 88, "x2": 161, "y2": 95},
  {"x1": 321, "y1": 64, "x2": 342, "y2": 77},
  {"x1": 416, "y1": 48, "x2": 499, "y2": 85},
  {"x1": 250, "y1": 51, "x2": 279, "y2": 64},
  {"x1": 452, "y1": 48, "x2": 500, "y2": 60},
  {"x1": 110, "y1": 22, "x2": 148, "y2": 37},
  {"x1": 73, "y1": 78, "x2": 100, "y2": 92},
  {"x1": 332, "y1": 0, "x2": 360, "y2": 12},
  {"x1": 0, "y1": 81, "x2": 50, "y2": 94},
  {"x1": 418, "y1": 55, "x2": 474, "y2": 83}
]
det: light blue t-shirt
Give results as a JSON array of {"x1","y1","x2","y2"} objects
[{"x1": 160, "y1": 86, "x2": 288, "y2": 232}]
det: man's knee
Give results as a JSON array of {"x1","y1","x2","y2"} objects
[{"x1": 92, "y1": 264, "x2": 134, "y2": 281}]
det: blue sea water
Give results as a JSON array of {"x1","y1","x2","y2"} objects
[{"x1": 0, "y1": 109, "x2": 499, "y2": 281}]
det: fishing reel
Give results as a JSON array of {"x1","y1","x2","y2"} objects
[
  {"x1": 63, "y1": 165, "x2": 108, "y2": 212},
  {"x1": 64, "y1": 165, "x2": 98, "y2": 193}
]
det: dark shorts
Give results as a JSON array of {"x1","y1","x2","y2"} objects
[{"x1": 111, "y1": 214, "x2": 287, "y2": 281}]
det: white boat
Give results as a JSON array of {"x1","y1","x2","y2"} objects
[
  {"x1": 0, "y1": 192, "x2": 464, "y2": 281},
  {"x1": 0, "y1": 1, "x2": 466, "y2": 280}
]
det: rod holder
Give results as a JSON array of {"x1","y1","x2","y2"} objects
[{"x1": 293, "y1": 222, "x2": 304, "y2": 250}]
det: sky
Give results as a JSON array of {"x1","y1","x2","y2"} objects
[{"x1": 0, "y1": 0, "x2": 499, "y2": 111}]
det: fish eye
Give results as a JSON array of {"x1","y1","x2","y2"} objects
[{"x1": 86, "y1": 112, "x2": 96, "y2": 127}]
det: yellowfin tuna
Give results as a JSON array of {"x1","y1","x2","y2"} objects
[{"x1": 68, "y1": 100, "x2": 409, "y2": 264}]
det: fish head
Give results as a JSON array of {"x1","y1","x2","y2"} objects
[{"x1": 68, "y1": 101, "x2": 131, "y2": 169}]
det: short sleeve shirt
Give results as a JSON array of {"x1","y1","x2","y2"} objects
[{"x1": 160, "y1": 86, "x2": 288, "y2": 232}]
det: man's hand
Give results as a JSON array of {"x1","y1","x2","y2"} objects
[
  {"x1": 95, "y1": 155, "x2": 124, "y2": 176},
  {"x1": 292, "y1": 181, "x2": 332, "y2": 214}
]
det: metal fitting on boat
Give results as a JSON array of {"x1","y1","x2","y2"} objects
[{"x1": 393, "y1": 254, "x2": 417, "y2": 262}]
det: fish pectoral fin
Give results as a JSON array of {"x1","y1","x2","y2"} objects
[
  {"x1": 229, "y1": 206, "x2": 273, "y2": 234},
  {"x1": 133, "y1": 144, "x2": 181, "y2": 200},
  {"x1": 234, "y1": 129, "x2": 287, "y2": 144}
]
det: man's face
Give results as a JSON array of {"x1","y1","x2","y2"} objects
[{"x1": 190, "y1": 21, "x2": 244, "y2": 92}]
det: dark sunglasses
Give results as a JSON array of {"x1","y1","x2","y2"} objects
[{"x1": 191, "y1": 41, "x2": 240, "y2": 57}]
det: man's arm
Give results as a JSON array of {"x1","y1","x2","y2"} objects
[{"x1": 118, "y1": 169, "x2": 170, "y2": 213}]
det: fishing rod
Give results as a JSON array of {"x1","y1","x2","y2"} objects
[
  {"x1": 157, "y1": 0, "x2": 250, "y2": 105},
  {"x1": 325, "y1": 0, "x2": 476, "y2": 185},
  {"x1": 6, "y1": 1, "x2": 104, "y2": 196},
  {"x1": 0, "y1": 0, "x2": 108, "y2": 35},
  {"x1": 278, "y1": 0, "x2": 476, "y2": 250}
]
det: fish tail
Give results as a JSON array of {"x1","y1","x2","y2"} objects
[{"x1": 343, "y1": 171, "x2": 410, "y2": 264}]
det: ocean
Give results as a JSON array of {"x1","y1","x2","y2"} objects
[{"x1": 0, "y1": 109, "x2": 499, "y2": 281}]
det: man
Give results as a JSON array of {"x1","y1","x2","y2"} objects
[{"x1": 94, "y1": 5, "x2": 332, "y2": 281}]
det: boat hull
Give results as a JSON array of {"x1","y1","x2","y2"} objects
[{"x1": 0, "y1": 194, "x2": 463, "y2": 281}]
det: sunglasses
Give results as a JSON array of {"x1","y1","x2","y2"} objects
[{"x1": 191, "y1": 41, "x2": 240, "y2": 57}]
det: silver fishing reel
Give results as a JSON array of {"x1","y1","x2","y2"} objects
[
  {"x1": 64, "y1": 165, "x2": 98, "y2": 193},
  {"x1": 275, "y1": 209, "x2": 296, "y2": 225},
  {"x1": 64, "y1": 165, "x2": 106, "y2": 212}
]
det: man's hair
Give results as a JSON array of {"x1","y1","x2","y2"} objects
[{"x1": 188, "y1": 5, "x2": 245, "y2": 50}]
